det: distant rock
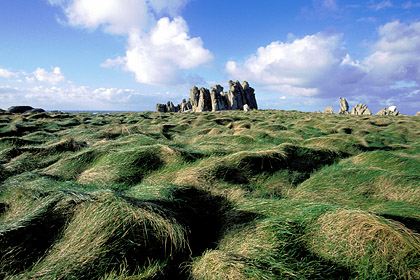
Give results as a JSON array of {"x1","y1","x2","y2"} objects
[
  {"x1": 350, "y1": 104, "x2": 372, "y2": 115},
  {"x1": 323, "y1": 106, "x2": 334, "y2": 114},
  {"x1": 339, "y1": 97, "x2": 349, "y2": 114},
  {"x1": 415, "y1": 112, "x2": 420, "y2": 116},
  {"x1": 376, "y1": 106, "x2": 400, "y2": 116},
  {"x1": 7, "y1": 106, "x2": 34, "y2": 114},
  {"x1": 157, "y1": 80, "x2": 258, "y2": 113}
]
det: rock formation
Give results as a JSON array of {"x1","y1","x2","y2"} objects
[
  {"x1": 156, "y1": 80, "x2": 258, "y2": 113},
  {"x1": 376, "y1": 106, "x2": 400, "y2": 116},
  {"x1": 416, "y1": 112, "x2": 420, "y2": 117},
  {"x1": 339, "y1": 97, "x2": 349, "y2": 114},
  {"x1": 7, "y1": 106, "x2": 34, "y2": 114},
  {"x1": 323, "y1": 106, "x2": 334, "y2": 114},
  {"x1": 350, "y1": 104, "x2": 372, "y2": 115}
]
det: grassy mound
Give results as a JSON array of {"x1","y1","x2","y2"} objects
[{"x1": 1, "y1": 110, "x2": 420, "y2": 279}]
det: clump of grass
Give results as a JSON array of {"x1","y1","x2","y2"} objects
[
  {"x1": 306, "y1": 209, "x2": 420, "y2": 279},
  {"x1": 10, "y1": 190, "x2": 187, "y2": 280}
]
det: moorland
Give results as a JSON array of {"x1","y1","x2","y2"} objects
[{"x1": 1, "y1": 109, "x2": 420, "y2": 279}]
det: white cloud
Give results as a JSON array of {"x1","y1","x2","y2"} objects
[
  {"x1": 225, "y1": 20, "x2": 420, "y2": 114},
  {"x1": 0, "y1": 68, "x2": 19, "y2": 78},
  {"x1": 403, "y1": 1, "x2": 420, "y2": 9},
  {"x1": 226, "y1": 33, "x2": 349, "y2": 88},
  {"x1": 33, "y1": 67, "x2": 66, "y2": 85},
  {"x1": 50, "y1": 0, "x2": 189, "y2": 35},
  {"x1": 369, "y1": 0, "x2": 393, "y2": 10},
  {"x1": 115, "y1": 17, "x2": 213, "y2": 86},
  {"x1": 49, "y1": 0, "x2": 211, "y2": 87}
]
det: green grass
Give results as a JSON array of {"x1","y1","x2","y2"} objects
[{"x1": 1, "y1": 110, "x2": 420, "y2": 279}]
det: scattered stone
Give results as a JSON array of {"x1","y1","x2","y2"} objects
[
  {"x1": 7, "y1": 106, "x2": 34, "y2": 114},
  {"x1": 339, "y1": 97, "x2": 349, "y2": 114},
  {"x1": 157, "y1": 80, "x2": 258, "y2": 113},
  {"x1": 323, "y1": 106, "x2": 334, "y2": 114},
  {"x1": 350, "y1": 104, "x2": 372, "y2": 115},
  {"x1": 376, "y1": 106, "x2": 400, "y2": 116}
]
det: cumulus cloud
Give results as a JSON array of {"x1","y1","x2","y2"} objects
[
  {"x1": 48, "y1": 0, "x2": 211, "y2": 86},
  {"x1": 121, "y1": 17, "x2": 213, "y2": 85},
  {"x1": 33, "y1": 67, "x2": 66, "y2": 85},
  {"x1": 0, "y1": 68, "x2": 19, "y2": 79},
  {"x1": 226, "y1": 33, "x2": 354, "y2": 94},
  {"x1": 226, "y1": 20, "x2": 420, "y2": 114}
]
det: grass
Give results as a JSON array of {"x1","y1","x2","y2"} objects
[{"x1": 1, "y1": 110, "x2": 420, "y2": 279}]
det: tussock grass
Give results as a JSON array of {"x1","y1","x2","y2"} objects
[
  {"x1": 2, "y1": 110, "x2": 420, "y2": 279},
  {"x1": 306, "y1": 209, "x2": 420, "y2": 279}
]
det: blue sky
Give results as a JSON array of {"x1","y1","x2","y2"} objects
[{"x1": 1, "y1": 0, "x2": 420, "y2": 114}]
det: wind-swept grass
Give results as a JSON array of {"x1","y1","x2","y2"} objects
[{"x1": 1, "y1": 110, "x2": 420, "y2": 279}]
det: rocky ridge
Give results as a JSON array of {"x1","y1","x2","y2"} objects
[{"x1": 156, "y1": 80, "x2": 258, "y2": 113}]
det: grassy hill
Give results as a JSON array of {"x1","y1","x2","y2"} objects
[{"x1": 1, "y1": 110, "x2": 420, "y2": 279}]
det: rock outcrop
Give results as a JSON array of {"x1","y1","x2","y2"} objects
[
  {"x1": 7, "y1": 106, "x2": 34, "y2": 114},
  {"x1": 323, "y1": 106, "x2": 334, "y2": 114},
  {"x1": 350, "y1": 104, "x2": 372, "y2": 115},
  {"x1": 339, "y1": 97, "x2": 349, "y2": 114},
  {"x1": 376, "y1": 106, "x2": 400, "y2": 116},
  {"x1": 156, "y1": 80, "x2": 258, "y2": 113},
  {"x1": 416, "y1": 112, "x2": 420, "y2": 117}
]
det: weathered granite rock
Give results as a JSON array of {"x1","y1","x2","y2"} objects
[
  {"x1": 242, "y1": 81, "x2": 258, "y2": 110},
  {"x1": 323, "y1": 106, "x2": 334, "y2": 114},
  {"x1": 350, "y1": 104, "x2": 372, "y2": 115},
  {"x1": 156, "y1": 103, "x2": 167, "y2": 113},
  {"x1": 180, "y1": 99, "x2": 192, "y2": 112},
  {"x1": 339, "y1": 97, "x2": 349, "y2": 114},
  {"x1": 157, "y1": 80, "x2": 258, "y2": 113},
  {"x1": 196, "y1": 87, "x2": 212, "y2": 112},
  {"x1": 210, "y1": 85, "x2": 229, "y2": 111},
  {"x1": 190, "y1": 86, "x2": 200, "y2": 112},
  {"x1": 376, "y1": 106, "x2": 400, "y2": 116},
  {"x1": 7, "y1": 106, "x2": 34, "y2": 114},
  {"x1": 243, "y1": 104, "x2": 250, "y2": 112}
]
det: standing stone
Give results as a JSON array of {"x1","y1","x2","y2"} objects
[
  {"x1": 156, "y1": 104, "x2": 167, "y2": 113},
  {"x1": 339, "y1": 97, "x2": 349, "y2": 114},
  {"x1": 180, "y1": 99, "x2": 192, "y2": 112},
  {"x1": 210, "y1": 85, "x2": 227, "y2": 111},
  {"x1": 190, "y1": 86, "x2": 200, "y2": 112},
  {"x1": 351, "y1": 104, "x2": 372, "y2": 115},
  {"x1": 196, "y1": 87, "x2": 212, "y2": 112},
  {"x1": 167, "y1": 101, "x2": 176, "y2": 112},
  {"x1": 242, "y1": 81, "x2": 258, "y2": 109},
  {"x1": 323, "y1": 106, "x2": 334, "y2": 114}
]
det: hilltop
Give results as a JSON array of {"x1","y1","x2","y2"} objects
[{"x1": 1, "y1": 109, "x2": 420, "y2": 279}]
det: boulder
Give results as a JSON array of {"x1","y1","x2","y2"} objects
[
  {"x1": 243, "y1": 104, "x2": 250, "y2": 112},
  {"x1": 323, "y1": 106, "x2": 334, "y2": 114},
  {"x1": 156, "y1": 104, "x2": 167, "y2": 113},
  {"x1": 210, "y1": 85, "x2": 228, "y2": 111},
  {"x1": 190, "y1": 86, "x2": 200, "y2": 112},
  {"x1": 350, "y1": 104, "x2": 372, "y2": 115},
  {"x1": 180, "y1": 99, "x2": 192, "y2": 112},
  {"x1": 339, "y1": 97, "x2": 349, "y2": 114},
  {"x1": 242, "y1": 81, "x2": 258, "y2": 110},
  {"x1": 157, "y1": 80, "x2": 258, "y2": 113},
  {"x1": 376, "y1": 107, "x2": 400, "y2": 116},
  {"x1": 7, "y1": 106, "x2": 34, "y2": 114},
  {"x1": 196, "y1": 87, "x2": 212, "y2": 112}
]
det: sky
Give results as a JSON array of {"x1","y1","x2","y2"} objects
[{"x1": 1, "y1": 0, "x2": 420, "y2": 115}]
